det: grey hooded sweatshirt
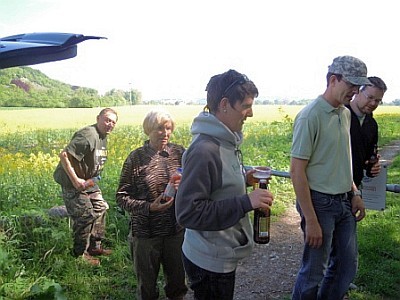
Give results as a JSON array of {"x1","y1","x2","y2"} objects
[{"x1": 175, "y1": 112, "x2": 254, "y2": 273}]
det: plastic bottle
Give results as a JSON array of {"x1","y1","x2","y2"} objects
[
  {"x1": 253, "y1": 178, "x2": 271, "y2": 244},
  {"x1": 163, "y1": 168, "x2": 182, "y2": 200},
  {"x1": 366, "y1": 145, "x2": 378, "y2": 177},
  {"x1": 83, "y1": 175, "x2": 101, "y2": 189}
]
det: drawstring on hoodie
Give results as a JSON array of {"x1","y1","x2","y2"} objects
[{"x1": 235, "y1": 148, "x2": 247, "y2": 190}]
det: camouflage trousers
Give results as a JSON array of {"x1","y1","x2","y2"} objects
[{"x1": 61, "y1": 188, "x2": 109, "y2": 256}]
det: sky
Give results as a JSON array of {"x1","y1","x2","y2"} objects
[{"x1": 1, "y1": 0, "x2": 399, "y2": 102}]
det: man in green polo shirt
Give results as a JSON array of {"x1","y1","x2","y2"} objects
[{"x1": 290, "y1": 56, "x2": 369, "y2": 300}]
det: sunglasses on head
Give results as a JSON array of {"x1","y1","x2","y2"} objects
[{"x1": 222, "y1": 74, "x2": 249, "y2": 97}]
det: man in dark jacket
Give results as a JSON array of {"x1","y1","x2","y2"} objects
[{"x1": 347, "y1": 76, "x2": 387, "y2": 188}]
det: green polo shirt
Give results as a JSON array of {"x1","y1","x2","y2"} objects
[{"x1": 291, "y1": 96, "x2": 353, "y2": 194}]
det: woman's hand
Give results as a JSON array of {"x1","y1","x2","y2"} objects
[
  {"x1": 150, "y1": 193, "x2": 174, "y2": 212},
  {"x1": 248, "y1": 188, "x2": 274, "y2": 211},
  {"x1": 246, "y1": 168, "x2": 257, "y2": 186}
]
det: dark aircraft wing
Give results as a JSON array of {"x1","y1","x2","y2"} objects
[{"x1": 0, "y1": 32, "x2": 105, "y2": 69}]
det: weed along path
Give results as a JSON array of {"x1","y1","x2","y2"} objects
[{"x1": 185, "y1": 140, "x2": 400, "y2": 300}]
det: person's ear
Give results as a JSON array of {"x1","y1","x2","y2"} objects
[{"x1": 219, "y1": 97, "x2": 229, "y2": 112}]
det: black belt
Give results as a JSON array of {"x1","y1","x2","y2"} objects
[{"x1": 310, "y1": 189, "x2": 349, "y2": 198}]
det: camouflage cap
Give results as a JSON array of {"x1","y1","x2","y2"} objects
[{"x1": 328, "y1": 56, "x2": 371, "y2": 86}]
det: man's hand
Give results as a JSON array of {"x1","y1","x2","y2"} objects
[
  {"x1": 351, "y1": 195, "x2": 366, "y2": 221},
  {"x1": 305, "y1": 218, "x2": 323, "y2": 248},
  {"x1": 73, "y1": 178, "x2": 87, "y2": 191},
  {"x1": 366, "y1": 154, "x2": 381, "y2": 177}
]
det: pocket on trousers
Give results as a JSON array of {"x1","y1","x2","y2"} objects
[{"x1": 310, "y1": 191, "x2": 333, "y2": 211}]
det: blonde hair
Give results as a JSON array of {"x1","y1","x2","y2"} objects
[{"x1": 143, "y1": 108, "x2": 175, "y2": 136}]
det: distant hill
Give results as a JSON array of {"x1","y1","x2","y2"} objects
[{"x1": 0, "y1": 66, "x2": 136, "y2": 107}]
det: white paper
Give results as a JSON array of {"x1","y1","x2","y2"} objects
[{"x1": 361, "y1": 165, "x2": 388, "y2": 211}]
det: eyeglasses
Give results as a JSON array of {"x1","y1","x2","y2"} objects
[
  {"x1": 222, "y1": 74, "x2": 249, "y2": 97},
  {"x1": 362, "y1": 90, "x2": 382, "y2": 105}
]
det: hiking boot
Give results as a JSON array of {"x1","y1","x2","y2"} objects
[
  {"x1": 88, "y1": 247, "x2": 112, "y2": 256},
  {"x1": 81, "y1": 252, "x2": 100, "y2": 266}
]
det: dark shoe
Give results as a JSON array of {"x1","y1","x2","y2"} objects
[
  {"x1": 88, "y1": 247, "x2": 112, "y2": 256},
  {"x1": 81, "y1": 252, "x2": 100, "y2": 266}
]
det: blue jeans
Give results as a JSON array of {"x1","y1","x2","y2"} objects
[
  {"x1": 292, "y1": 190, "x2": 358, "y2": 300},
  {"x1": 182, "y1": 253, "x2": 236, "y2": 300}
]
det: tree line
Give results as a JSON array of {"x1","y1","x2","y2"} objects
[
  {"x1": 1, "y1": 67, "x2": 399, "y2": 108},
  {"x1": 0, "y1": 67, "x2": 141, "y2": 108}
]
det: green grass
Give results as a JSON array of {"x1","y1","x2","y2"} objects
[
  {"x1": 349, "y1": 156, "x2": 400, "y2": 300},
  {"x1": 0, "y1": 105, "x2": 399, "y2": 299}
]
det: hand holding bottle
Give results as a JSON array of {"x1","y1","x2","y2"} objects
[
  {"x1": 248, "y1": 186, "x2": 274, "y2": 210},
  {"x1": 365, "y1": 154, "x2": 381, "y2": 177},
  {"x1": 366, "y1": 145, "x2": 380, "y2": 177},
  {"x1": 151, "y1": 193, "x2": 174, "y2": 211},
  {"x1": 78, "y1": 176, "x2": 101, "y2": 191},
  {"x1": 163, "y1": 168, "x2": 182, "y2": 201}
]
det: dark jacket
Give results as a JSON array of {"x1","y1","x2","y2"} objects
[
  {"x1": 346, "y1": 105, "x2": 378, "y2": 187},
  {"x1": 116, "y1": 141, "x2": 185, "y2": 238}
]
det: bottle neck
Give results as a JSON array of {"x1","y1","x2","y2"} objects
[{"x1": 259, "y1": 179, "x2": 268, "y2": 189}]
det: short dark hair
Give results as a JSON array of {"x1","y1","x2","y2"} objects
[
  {"x1": 205, "y1": 69, "x2": 258, "y2": 113},
  {"x1": 361, "y1": 76, "x2": 387, "y2": 93},
  {"x1": 98, "y1": 107, "x2": 118, "y2": 121},
  {"x1": 326, "y1": 72, "x2": 343, "y2": 87}
]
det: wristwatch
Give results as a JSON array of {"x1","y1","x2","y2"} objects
[{"x1": 351, "y1": 190, "x2": 362, "y2": 197}]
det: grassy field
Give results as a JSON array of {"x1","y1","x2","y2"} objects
[
  {"x1": 0, "y1": 105, "x2": 399, "y2": 299},
  {"x1": 0, "y1": 105, "x2": 301, "y2": 132},
  {"x1": 1, "y1": 104, "x2": 400, "y2": 132}
]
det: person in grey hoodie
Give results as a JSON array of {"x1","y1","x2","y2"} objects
[{"x1": 175, "y1": 69, "x2": 274, "y2": 300}]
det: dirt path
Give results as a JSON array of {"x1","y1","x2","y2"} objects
[
  {"x1": 234, "y1": 204, "x2": 302, "y2": 300},
  {"x1": 379, "y1": 140, "x2": 400, "y2": 167},
  {"x1": 232, "y1": 140, "x2": 400, "y2": 300}
]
